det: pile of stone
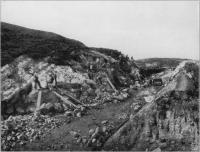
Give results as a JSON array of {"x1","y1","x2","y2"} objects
[
  {"x1": 71, "y1": 120, "x2": 115, "y2": 150},
  {"x1": 73, "y1": 106, "x2": 86, "y2": 117},
  {"x1": 79, "y1": 84, "x2": 128, "y2": 105},
  {"x1": 68, "y1": 120, "x2": 115, "y2": 150},
  {"x1": 87, "y1": 120, "x2": 116, "y2": 149},
  {"x1": 1, "y1": 114, "x2": 66, "y2": 151},
  {"x1": 39, "y1": 102, "x2": 65, "y2": 115}
]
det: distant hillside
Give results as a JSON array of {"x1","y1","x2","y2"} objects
[{"x1": 135, "y1": 58, "x2": 187, "y2": 68}]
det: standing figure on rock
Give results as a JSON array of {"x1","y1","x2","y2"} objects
[
  {"x1": 135, "y1": 69, "x2": 141, "y2": 82},
  {"x1": 46, "y1": 71, "x2": 57, "y2": 90},
  {"x1": 31, "y1": 72, "x2": 42, "y2": 90}
]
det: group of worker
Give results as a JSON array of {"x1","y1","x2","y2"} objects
[{"x1": 30, "y1": 71, "x2": 57, "y2": 91}]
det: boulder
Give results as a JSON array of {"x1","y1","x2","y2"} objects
[
  {"x1": 101, "y1": 120, "x2": 108, "y2": 125},
  {"x1": 40, "y1": 103, "x2": 54, "y2": 114},
  {"x1": 63, "y1": 104, "x2": 69, "y2": 111},
  {"x1": 26, "y1": 105, "x2": 36, "y2": 113},
  {"x1": 102, "y1": 126, "x2": 107, "y2": 133},
  {"x1": 113, "y1": 94, "x2": 124, "y2": 101},
  {"x1": 91, "y1": 126, "x2": 102, "y2": 139},
  {"x1": 82, "y1": 136, "x2": 88, "y2": 144},
  {"x1": 113, "y1": 99, "x2": 119, "y2": 104},
  {"x1": 95, "y1": 127, "x2": 101, "y2": 135},
  {"x1": 133, "y1": 104, "x2": 140, "y2": 111},
  {"x1": 73, "y1": 108, "x2": 81, "y2": 116},
  {"x1": 122, "y1": 92, "x2": 128, "y2": 98},
  {"x1": 92, "y1": 138, "x2": 96, "y2": 143},
  {"x1": 6, "y1": 106, "x2": 14, "y2": 114},
  {"x1": 144, "y1": 95, "x2": 154, "y2": 103},
  {"x1": 45, "y1": 103, "x2": 54, "y2": 110},
  {"x1": 89, "y1": 129, "x2": 95, "y2": 136},
  {"x1": 87, "y1": 88, "x2": 96, "y2": 97},
  {"x1": 77, "y1": 138, "x2": 82, "y2": 143},
  {"x1": 80, "y1": 106, "x2": 86, "y2": 112},
  {"x1": 16, "y1": 107, "x2": 25, "y2": 114},
  {"x1": 54, "y1": 103, "x2": 64, "y2": 113},
  {"x1": 122, "y1": 88, "x2": 128, "y2": 92},
  {"x1": 64, "y1": 111, "x2": 72, "y2": 116},
  {"x1": 76, "y1": 112, "x2": 82, "y2": 117},
  {"x1": 70, "y1": 131, "x2": 79, "y2": 138},
  {"x1": 152, "y1": 147, "x2": 161, "y2": 152}
]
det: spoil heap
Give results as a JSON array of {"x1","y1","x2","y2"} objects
[{"x1": 1, "y1": 114, "x2": 70, "y2": 151}]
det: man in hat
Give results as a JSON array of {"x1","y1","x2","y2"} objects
[
  {"x1": 28, "y1": 67, "x2": 42, "y2": 90},
  {"x1": 33, "y1": 73, "x2": 42, "y2": 89},
  {"x1": 46, "y1": 71, "x2": 57, "y2": 90}
]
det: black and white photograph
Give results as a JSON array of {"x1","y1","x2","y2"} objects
[{"x1": 1, "y1": 1, "x2": 199, "y2": 151}]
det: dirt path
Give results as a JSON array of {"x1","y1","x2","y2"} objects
[{"x1": 16, "y1": 89, "x2": 147, "y2": 151}]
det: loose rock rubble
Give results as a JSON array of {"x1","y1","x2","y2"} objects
[
  {"x1": 1, "y1": 114, "x2": 68, "y2": 151},
  {"x1": 86, "y1": 123, "x2": 116, "y2": 150},
  {"x1": 67, "y1": 120, "x2": 116, "y2": 150}
]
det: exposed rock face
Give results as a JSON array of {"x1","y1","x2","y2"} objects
[
  {"x1": 1, "y1": 87, "x2": 65, "y2": 119},
  {"x1": 104, "y1": 94, "x2": 199, "y2": 151},
  {"x1": 103, "y1": 61, "x2": 199, "y2": 151},
  {"x1": 1, "y1": 55, "x2": 87, "y2": 118},
  {"x1": 1, "y1": 43, "x2": 136, "y2": 117}
]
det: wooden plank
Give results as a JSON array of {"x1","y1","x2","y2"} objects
[
  {"x1": 106, "y1": 77, "x2": 117, "y2": 92},
  {"x1": 57, "y1": 89, "x2": 84, "y2": 106},
  {"x1": 53, "y1": 91, "x2": 79, "y2": 108},
  {"x1": 65, "y1": 91, "x2": 84, "y2": 105}
]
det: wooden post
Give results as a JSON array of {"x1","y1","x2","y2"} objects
[{"x1": 34, "y1": 90, "x2": 42, "y2": 115}]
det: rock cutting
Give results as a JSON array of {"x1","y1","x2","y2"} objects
[{"x1": 1, "y1": 22, "x2": 199, "y2": 151}]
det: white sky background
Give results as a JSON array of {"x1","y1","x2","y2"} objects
[{"x1": 1, "y1": 1, "x2": 199, "y2": 60}]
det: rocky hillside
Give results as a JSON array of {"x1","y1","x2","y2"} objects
[
  {"x1": 1, "y1": 23, "x2": 138, "y2": 151},
  {"x1": 1, "y1": 22, "x2": 136, "y2": 85},
  {"x1": 1, "y1": 22, "x2": 199, "y2": 151},
  {"x1": 1, "y1": 22, "x2": 137, "y2": 119}
]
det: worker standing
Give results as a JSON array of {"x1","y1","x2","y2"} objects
[
  {"x1": 46, "y1": 71, "x2": 57, "y2": 90},
  {"x1": 32, "y1": 73, "x2": 42, "y2": 90},
  {"x1": 52, "y1": 71, "x2": 57, "y2": 88}
]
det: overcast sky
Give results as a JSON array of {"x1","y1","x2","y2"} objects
[{"x1": 1, "y1": 1, "x2": 199, "y2": 60}]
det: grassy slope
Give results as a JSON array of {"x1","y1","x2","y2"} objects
[
  {"x1": 1, "y1": 22, "x2": 86, "y2": 66},
  {"x1": 1, "y1": 22, "x2": 125, "y2": 66},
  {"x1": 91, "y1": 47, "x2": 123, "y2": 61}
]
